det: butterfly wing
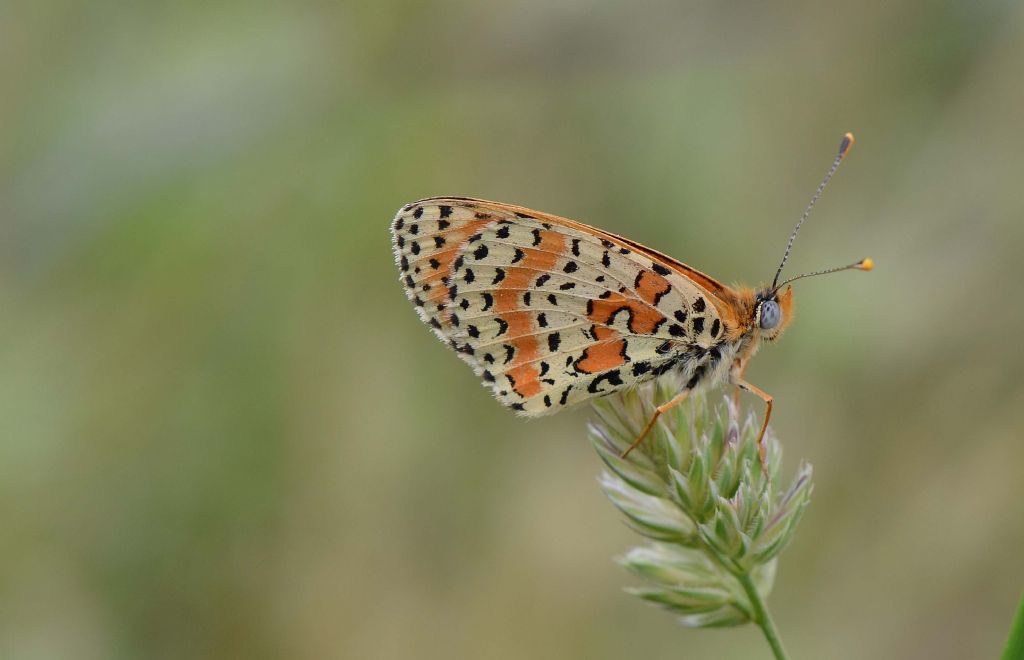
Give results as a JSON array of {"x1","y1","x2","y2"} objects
[{"x1": 391, "y1": 197, "x2": 736, "y2": 415}]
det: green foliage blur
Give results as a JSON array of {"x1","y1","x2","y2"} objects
[{"x1": 2, "y1": 2, "x2": 1023, "y2": 659}]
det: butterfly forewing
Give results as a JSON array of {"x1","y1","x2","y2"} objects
[{"x1": 392, "y1": 197, "x2": 728, "y2": 414}]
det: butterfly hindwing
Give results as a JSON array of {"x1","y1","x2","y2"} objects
[{"x1": 392, "y1": 197, "x2": 729, "y2": 414}]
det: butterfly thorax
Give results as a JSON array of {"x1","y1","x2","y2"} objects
[{"x1": 719, "y1": 284, "x2": 795, "y2": 380}]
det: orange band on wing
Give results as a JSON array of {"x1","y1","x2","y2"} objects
[
  {"x1": 574, "y1": 326, "x2": 627, "y2": 374},
  {"x1": 494, "y1": 229, "x2": 566, "y2": 400},
  {"x1": 506, "y1": 363, "x2": 541, "y2": 398},
  {"x1": 588, "y1": 293, "x2": 667, "y2": 335},
  {"x1": 634, "y1": 270, "x2": 671, "y2": 306}
]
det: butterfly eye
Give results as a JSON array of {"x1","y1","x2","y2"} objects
[{"x1": 759, "y1": 300, "x2": 781, "y2": 330}]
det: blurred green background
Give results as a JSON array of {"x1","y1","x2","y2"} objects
[{"x1": 2, "y1": 2, "x2": 1023, "y2": 659}]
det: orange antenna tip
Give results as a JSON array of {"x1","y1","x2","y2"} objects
[
  {"x1": 859, "y1": 257, "x2": 873, "y2": 271},
  {"x1": 838, "y1": 132, "x2": 855, "y2": 160}
]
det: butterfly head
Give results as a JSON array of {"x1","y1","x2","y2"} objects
[{"x1": 752, "y1": 285, "x2": 794, "y2": 342}]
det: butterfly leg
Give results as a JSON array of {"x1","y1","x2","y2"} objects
[
  {"x1": 735, "y1": 379, "x2": 773, "y2": 464},
  {"x1": 731, "y1": 359, "x2": 749, "y2": 408},
  {"x1": 620, "y1": 389, "x2": 691, "y2": 459}
]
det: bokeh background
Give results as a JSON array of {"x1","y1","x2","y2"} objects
[{"x1": 2, "y1": 2, "x2": 1023, "y2": 659}]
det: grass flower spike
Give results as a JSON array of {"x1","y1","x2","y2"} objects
[{"x1": 590, "y1": 379, "x2": 813, "y2": 659}]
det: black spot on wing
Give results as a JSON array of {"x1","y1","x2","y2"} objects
[
  {"x1": 632, "y1": 361, "x2": 651, "y2": 376},
  {"x1": 587, "y1": 369, "x2": 624, "y2": 394}
]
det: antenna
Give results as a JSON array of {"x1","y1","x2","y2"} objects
[
  {"x1": 771, "y1": 132, "x2": 855, "y2": 290},
  {"x1": 774, "y1": 257, "x2": 872, "y2": 291}
]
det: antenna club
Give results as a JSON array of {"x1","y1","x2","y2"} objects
[
  {"x1": 859, "y1": 257, "x2": 873, "y2": 271},
  {"x1": 839, "y1": 132, "x2": 855, "y2": 160}
]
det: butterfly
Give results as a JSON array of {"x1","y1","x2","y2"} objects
[{"x1": 390, "y1": 133, "x2": 871, "y2": 458}]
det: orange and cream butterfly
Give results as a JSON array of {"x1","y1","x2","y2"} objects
[{"x1": 391, "y1": 133, "x2": 871, "y2": 458}]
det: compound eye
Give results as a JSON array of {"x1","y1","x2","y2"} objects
[{"x1": 759, "y1": 300, "x2": 781, "y2": 330}]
